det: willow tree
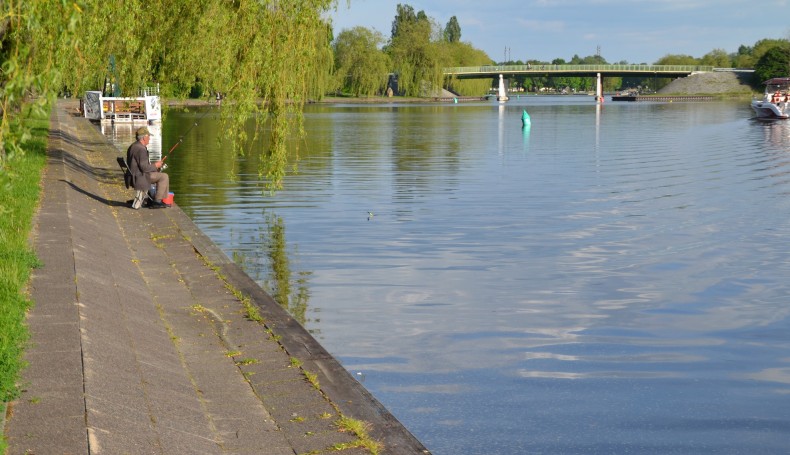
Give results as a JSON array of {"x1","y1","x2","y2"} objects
[
  {"x1": 386, "y1": 5, "x2": 443, "y2": 96},
  {"x1": 333, "y1": 26, "x2": 391, "y2": 97},
  {"x1": 439, "y1": 41, "x2": 492, "y2": 96},
  {"x1": 0, "y1": 0, "x2": 82, "y2": 165},
  {"x1": 2, "y1": 0, "x2": 337, "y2": 188}
]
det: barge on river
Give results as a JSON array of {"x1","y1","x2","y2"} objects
[{"x1": 82, "y1": 90, "x2": 162, "y2": 124}]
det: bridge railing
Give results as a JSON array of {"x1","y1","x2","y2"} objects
[{"x1": 444, "y1": 64, "x2": 715, "y2": 74}]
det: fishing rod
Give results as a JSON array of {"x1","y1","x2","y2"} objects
[{"x1": 161, "y1": 106, "x2": 215, "y2": 164}]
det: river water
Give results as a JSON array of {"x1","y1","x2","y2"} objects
[{"x1": 103, "y1": 96, "x2": 790, "y2": 454}]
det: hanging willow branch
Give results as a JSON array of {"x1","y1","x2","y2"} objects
[{"x1": 2, "y1": 0, "x2": 337, "y2": 189}]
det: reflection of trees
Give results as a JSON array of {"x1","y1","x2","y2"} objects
[
  {"x1": 390, "y1": 106, "x2": 476, "y2": 198},
  {"x1": 165, "y1": 107, "x2": 319, "y2": 326},
  {"x1": 165, "y1": 108, "x2": 234, "y2": 206},
  {"x1": 230, "y1": 213, "x2": 312, "y2": 326},
  {"x1": 264, "y1": 213, "x2": 311, "y2": 325}
]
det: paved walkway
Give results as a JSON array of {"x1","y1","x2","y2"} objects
[{"x1": 3, "y1": 101, "x2": 428, "y2": 455}]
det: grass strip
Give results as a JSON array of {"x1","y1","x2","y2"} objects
[{"x1": 0, "y1": 107, "x2": 48, "y2": 407}]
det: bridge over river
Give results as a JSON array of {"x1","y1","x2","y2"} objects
[
  {"x1": 442, "y1": 64, "x2": 751, "y2": 101},
  {"x1": 443, "y1": 64, "x2": 719, "y2": 79}
]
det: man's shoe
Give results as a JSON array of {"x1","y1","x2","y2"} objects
[{"x1": 149, "y1": 200, "x2": 168, "y2": 209}]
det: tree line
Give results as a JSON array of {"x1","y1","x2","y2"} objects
[
  {"x1": 333, "y1": 3, "x2": 790, "y2": 97},
  {"x1": 332, "y1": 4, "x2": 492, "y2": 98}
]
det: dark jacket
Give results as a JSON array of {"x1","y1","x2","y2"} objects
[{"x1": 126, "y1": 140, "x2": 158, "y2": 192}]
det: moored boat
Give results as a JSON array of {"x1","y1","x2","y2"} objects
[
  {"x1": 751, "y1": 77, "x2": 790, "y2": 119},
  {"x1": 82, "y1": 89, "x2": 162, "y2": 124}
]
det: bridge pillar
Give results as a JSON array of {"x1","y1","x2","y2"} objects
[
  {"x1": 497, "y1": 74, "x2": 509, "y2": 102},
  {"x1": 596, "y1": 73, "x2": 603, "y2": 103}
]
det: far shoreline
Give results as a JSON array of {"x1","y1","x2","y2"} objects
[{"x1": 165, "y1": 90, "x2": 754, "y2": 109}]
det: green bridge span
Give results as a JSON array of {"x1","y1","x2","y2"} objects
[
  {"x1": 443, "y1": 64, "x2": 722, "y2": 79},
  {"x1": 441, "y1": 65, "x2": 753, "y2": 102}
]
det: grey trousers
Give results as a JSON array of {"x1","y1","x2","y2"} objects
[{"x1": 147, "y1": 171, "x2": 170, "y2": 201}]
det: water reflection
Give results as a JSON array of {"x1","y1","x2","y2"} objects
[
  {"x1": 521, "y1": 122, "x2": 530, "y2": 154},
  {"x1": 498, "y1": 103, "x2": 505, "y2": 156},
  {"x1": 100, "y1": 122, "x2": 162, "y2": 159},
  {"x1": 230, "y1": 213, "x2": 312, "y2": 326},
  {"x1": 595, "y1": 101, "x2": 602, "y2": 148},
  {"x1": 757, "y1": 117, "x2": 790, "y2": 149}
]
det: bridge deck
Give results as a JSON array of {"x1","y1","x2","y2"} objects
[{"x1": 444, "y1": 64, "x2": 720, "y2": 79}]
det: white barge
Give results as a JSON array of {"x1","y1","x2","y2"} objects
[{"x1": 82, "y1": 90, "x2": 162, "y2": 124}]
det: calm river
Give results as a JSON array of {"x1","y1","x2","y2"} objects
[{"x1": 103, "y1": 96, "x2": 790, "y2": 454}]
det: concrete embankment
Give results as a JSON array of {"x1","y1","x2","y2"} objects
[{"x1": 3, "y1": 100, "x2": 429, "y2": 455}]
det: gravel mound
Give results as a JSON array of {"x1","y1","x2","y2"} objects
[{"x1": 658, "y1": 71, "x2": 756, "y2": 95}]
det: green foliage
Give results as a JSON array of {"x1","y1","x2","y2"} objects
[
  {"x1": 0, "y1": 0, "x2": 80, "y2": 166},
  {"x1": 733, "y1": 49, "x2": 756, "y2": 69},
  {"x1": 444, "y1": 15, "x2": 461, "y2": 43},
  {"x1": 440, "y1": 41, "x2": 492, "y2": 96},
  {"x1": 700, "y1": 49, "x2": 732, "y2": 67},
  {"x1": 333, "y1": 27, "x2": 391, "y2": 97},
  {"x1": 655, "y1": 54, "x2": 700, "y2": 65},
  {"x1": 335, "y1": 416, "x2": 383, "y2": 454},
  {"x1": 387, "y1": 4, "x2": 443, "y2": 96},
  {"x1": 754, "y1": 44, "x2": 790, "y2": 84},
  {"x1": 751, "y1": 39, "x2": 790, "y2": 63},
  {"x1": 331, "y1": 4, "x2": 493, "y2": 97},
  {"x1": 2, "y1": 0, "x2": 337, "y2": 189},
  {"x1": 390, "y1": 3, "x2": 420, "y2": 41},
  {"x1": 0, "y1": 108, "x2": 47, "y2": 403},
  {"x1": 571, "y1": 54, "x2": 606, "y2": 65},
  {"x1": 184, "y1": 0, "x2": 336, "y2": 189}
]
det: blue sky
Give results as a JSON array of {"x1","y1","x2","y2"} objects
[{"x1": 329, "y1": 0, "x2": 790, "y2": 64}]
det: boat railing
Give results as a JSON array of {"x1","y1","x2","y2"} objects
[{"x1": 137, "y1": 84, "x2": 160, "y2": 97}]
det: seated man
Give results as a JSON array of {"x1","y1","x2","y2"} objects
[{"x1": 127, "y1": 126, "x2": 169, "y2": 209}]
